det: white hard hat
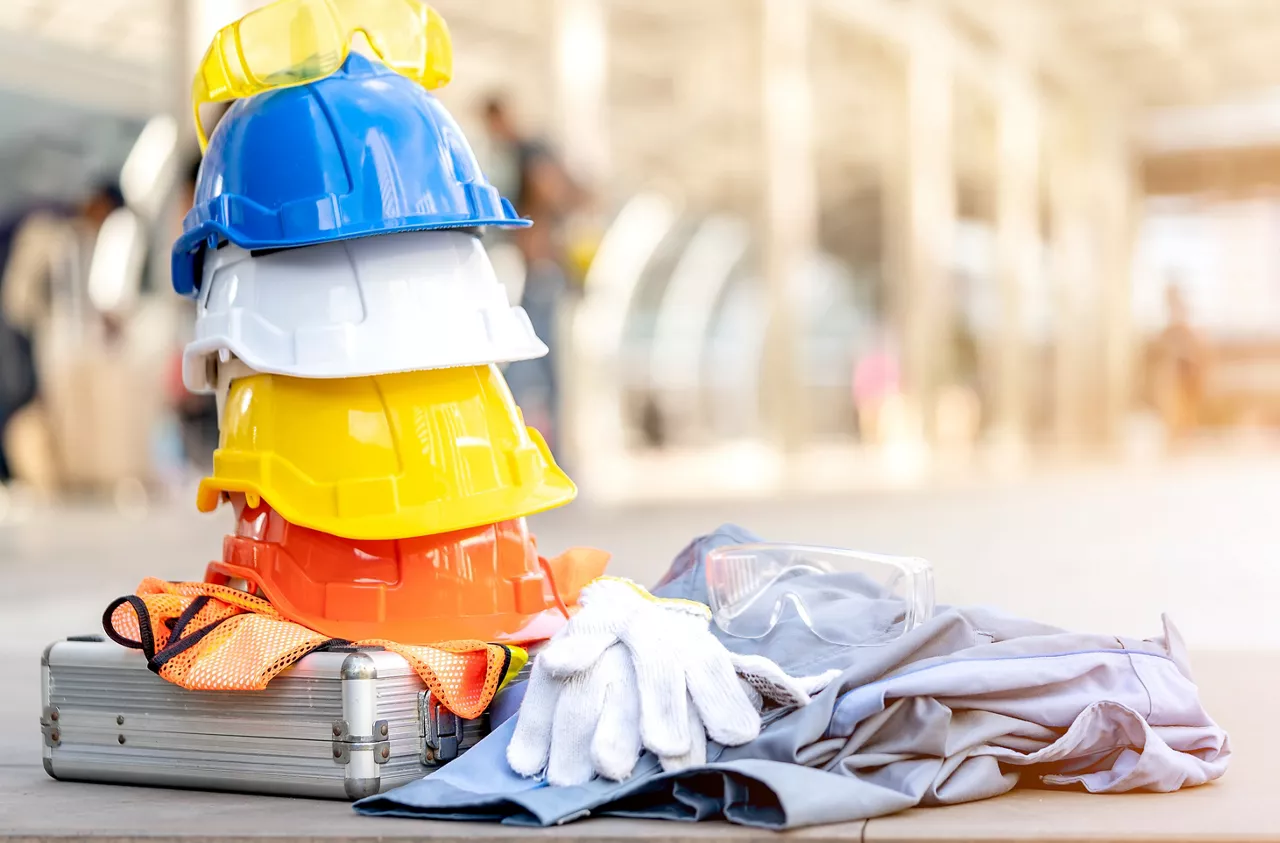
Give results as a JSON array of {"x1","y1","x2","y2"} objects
[{"x1": 182, "y1": 229, "x2": 547, "y2": 393}]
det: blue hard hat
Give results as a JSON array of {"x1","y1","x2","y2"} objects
[{"x1": 172, "y1": 53, "x2": 529, "y2": 297}]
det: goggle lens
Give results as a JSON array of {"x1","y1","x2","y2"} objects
[{"x1": 193, "y1": 0, "x2": 452, "y2": 150}]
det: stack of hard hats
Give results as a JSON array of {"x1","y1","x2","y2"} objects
[{"x1": 171, "y1": 10, "x2": 602, "y2": 647}]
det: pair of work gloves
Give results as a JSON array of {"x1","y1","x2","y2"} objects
[{"x1": 507, "y1": 577, "x2": 840, "y2": 786}]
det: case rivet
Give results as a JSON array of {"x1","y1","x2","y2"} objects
[
  {"x1": 116, "y1": 715, "x2": 125, "y2": 726},
  {"x1": 117, "y1": 735, "x2": 126, "y2": 745},
  {"x1": 333, "y1": 748, "x2": 342, "y2": 759},
  {"x1": 332, "y1": 724, "x2": 342, "y2": 737},
  {"x1": 380, "y1": 723, "x2": 388, "y2": 737},
  {"x1": 380, "y1": 746, "x2": 390, "y2": 760},
  {"x1": 50, "y1": 730, "x2": 60, "y2": 742},
  {"x1": 50, "y1": 711, "x2": 59, "y2": 722}
]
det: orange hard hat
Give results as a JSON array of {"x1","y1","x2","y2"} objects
[{"x1": 205, "y1": 495, "x2": 608, "y2": 645}]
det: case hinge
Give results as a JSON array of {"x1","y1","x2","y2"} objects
[
  {"x1": 40, "y1": 706, "x2": 61, "y2": 748},
  {"x1": 330, "y1": 718, "x2": 391, "y2": 765}
]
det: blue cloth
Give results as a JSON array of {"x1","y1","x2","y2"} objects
[
  {"x1": 355, "y1": 524, "x2": 1229, "y2": 829},
  {"x1": 488, "y1": 680, "x2": 526, "y2": 730}
]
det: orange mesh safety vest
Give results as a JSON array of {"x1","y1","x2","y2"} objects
[{"x1": 103, "y1": 578, "x2": 517, "y2": 720}]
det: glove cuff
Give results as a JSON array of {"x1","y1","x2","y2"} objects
[{"x1": 580, "y1": 577, "x2": 712, "y2": 621}]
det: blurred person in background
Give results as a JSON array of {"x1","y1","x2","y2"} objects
[
  {"x1": 0, "y1": 207, "x2": 46, "y2": 483},
  {"x1": 2, "y1": 181, "x2": 124, "y2": 346},
  {"x1": 1152, "y1": 280, "x2": 1208, "y2": 447},
  {"x1": 852, "y1": 328, "x2": 902, "y2": 447},
  {"x1": 80, "y1": 183, "x2": 125, "y2": 240},
  {"x1": 0, "y1": 328, "x2": 32, "y2": 483},
  {"x1": 481, "y1": 94, "x2": 587, "y2": 455},
  {"x1": 0, "y1": 182, "x2": 123, "y2": 494}
]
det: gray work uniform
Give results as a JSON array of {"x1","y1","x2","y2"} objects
[{"x1": 356, "y1": 525, "x2": 1230, "y2": 829}]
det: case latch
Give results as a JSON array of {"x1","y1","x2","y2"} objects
[{"x1": 418, "y1": 691, "x2": 460, "y2": 764}]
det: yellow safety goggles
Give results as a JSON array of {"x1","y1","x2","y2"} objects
[{"x1": 192, "y1": 0, "x2": 453, "y2": 150}]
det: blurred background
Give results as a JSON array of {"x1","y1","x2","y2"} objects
[{"x1": 1, "y1": 0, "x2": 1279, "y2": 657}]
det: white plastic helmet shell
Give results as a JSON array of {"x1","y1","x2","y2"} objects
[{"x1": 182, "y1": 230, "x2": 548, "y2": 393}]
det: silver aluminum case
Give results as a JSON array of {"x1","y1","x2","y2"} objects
[{"x1": 40, "y1": 636, "x2": 488, "y2": 800}]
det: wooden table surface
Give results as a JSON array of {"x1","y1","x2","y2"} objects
[{"x1": 0, "y1": 651, "x2": 1270, "y2": 843}]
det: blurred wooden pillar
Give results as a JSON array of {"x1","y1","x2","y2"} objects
[
  {"x1": 552, "y1": 0, "x2": 609, "y2": 188},
  {"x1": 761, "y1": 0, "x2": 817, "y2": 453},
  {"x1": 990, "y1": 57, "x2": 1039, "y2": 460},
  {"x1": 167, "y1": 0, "x2": 191, "y2": 122},
  {"x1": 884, "y1": 0, "x2": 955, "y2": 443},
  {"x1": 1047, "y1": 104, "x2": 1090, "y2": 451},
  {"x1": 153, "y1": 0, "x2": 200, "y2": 300},
  {"x1": 1095, "y1": 119, "x2": 1138, "y2": 450},
  {"x1": 1046, "y1": 104, "x2": 1136, "y2": 453}
]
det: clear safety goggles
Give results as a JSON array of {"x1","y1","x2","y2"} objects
[
  {"x1": 705, "y1": 543, "x2": 935, "y2": 646},
  {"x1": 193, "y1": 0, "x2": 453, "y2": 150}
]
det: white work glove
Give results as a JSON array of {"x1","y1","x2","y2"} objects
[{"x1": 507, "y1": 577, "x2": 839, "y2": 786}]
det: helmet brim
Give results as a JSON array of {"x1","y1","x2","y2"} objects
[{"x1": 172, "y1": 214, "x2": 532, "y2": 297}]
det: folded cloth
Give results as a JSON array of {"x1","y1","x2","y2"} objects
[{"x1": 355, "y1": 524, "x2": 1230, "y2": 829}]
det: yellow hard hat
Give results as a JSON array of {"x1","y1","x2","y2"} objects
[{"x1": 198, "y1": 365, "x2": 575, "y2": 540}]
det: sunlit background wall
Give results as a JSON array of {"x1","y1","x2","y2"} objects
[{"x1": 4, "y1": 0, "x2": 1280, "y2": 513}]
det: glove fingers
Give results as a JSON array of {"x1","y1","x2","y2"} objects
[
  {"x1": 621, "y1": 621, "x2": 692, "y2": 758},
  {"x1": 658, "y1": 696, "x2": 708, "y2": 773},
  {"x1": 506, "y1": 662, "x2": 561, "y2": 777},
  {"x1": 685, "y1": 641, "x2": 761, "y2": 747},
  {"x1": 538, "y1": 630, "x2": 619, "y2": 677},
  {"x1": 545, "y1": 666, "x2": 609, "y2": 787},
  {"x1": 590, "y1": 645, "x2": 643, "y2": 782}
]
